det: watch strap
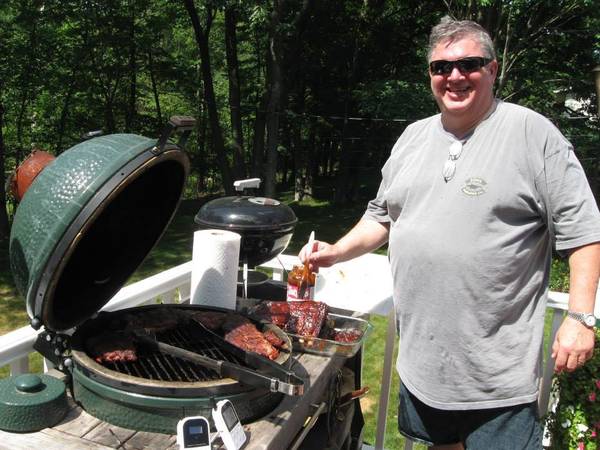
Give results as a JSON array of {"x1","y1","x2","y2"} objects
[{"x1": 567, "y1": 311, "x2": 596, "y2": 328}]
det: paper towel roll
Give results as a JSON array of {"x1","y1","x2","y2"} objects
[{"x1": 190, "y1": 229, "x2": 241, "y2": 309}]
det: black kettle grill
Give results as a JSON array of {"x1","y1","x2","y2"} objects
[{"x1": 194, "y1": 178, "x2": 298, "y2": 286}]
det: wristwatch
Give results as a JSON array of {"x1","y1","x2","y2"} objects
[{"x1": 567, "y1": 311, "x2": 597, "y2": 328}]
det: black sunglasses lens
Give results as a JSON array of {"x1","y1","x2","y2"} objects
[
  {"x1": 456, "y1": 58, "x2": 481, "y2": 72},
  {"x1": 430, "y1": 57, "x2": 488, "y2": 74},
  {"x1": 431, "y1": 61, "x2": 451, "y2": 74}
]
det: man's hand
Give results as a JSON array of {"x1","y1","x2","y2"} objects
[
  {"x1": 553, "y1": 242, "x2": 600, "y2": 372},
  {"x1": 552, "y1": 317, "x2": 595, "y2": 372},
  {"x1": 297, "y1": 219, "x2": 390, "y2": 272},
  {"x1": 298, "y1": 240, "x2": 341, "y2": 270}
]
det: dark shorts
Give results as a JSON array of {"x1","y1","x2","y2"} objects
[{"x1": 398, "y1": 383, "x2": 542, "y2": 449}]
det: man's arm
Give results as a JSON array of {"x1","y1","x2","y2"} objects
[
  {"x1": 552, "y1": 241, "x2": 600, "y2": 372},
  {"x1": 299, "y1": 219, "x2": 390, "y2": 269}
]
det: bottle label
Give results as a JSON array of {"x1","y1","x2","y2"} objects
[{"x1": 286, "y1": 283, "x2": 313, "y2": 301}]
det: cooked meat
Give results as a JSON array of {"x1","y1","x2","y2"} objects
[
  {"x1": 285, "y1": 302, "x2": 328, "y2": 338},
  {"x1": 332, "y1": 328, "x2": 363, "y2": 343},
  {"x1": 248, "y1": 301, "x2": 329, "y2": 337},
  {"x1": 263, "y1": 329, "x2": 285, "y2": 348},
  {"x1": 223, "y1": 314, "x2": 280, "y2": 360},
  {"x1": 191, "y1": 311, "x2": 228, "y2": 331},
  {"x1": 124, "y1": 309, "x2": 185, "y2": 333},
  {"x1": 247, "y1": 301, "x2": 290, "y2": 327},
  {"x1": 221, "y1": 314, "x2": 251, "y2": 332},
  {"x1": 87, "y1": 332, "x2": 138, "y2": 364},
  {"x1": 268, "y1": 314, "x2": 289, "y2": 327},
  {"x1": 258, "y1": 301, "x2": 291, "y2": 315}
]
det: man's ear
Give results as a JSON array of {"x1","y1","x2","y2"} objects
[{"x1": 488, "y1": 59, "x2": 499, "y2": 79}]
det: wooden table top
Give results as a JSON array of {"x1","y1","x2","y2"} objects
[{"x1": 0, "y1": 351, "x2": 347, "y2": 450}]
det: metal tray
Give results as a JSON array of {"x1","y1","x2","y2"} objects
[{"x1": 287, "y1": 313, "x2": 372, "y2": 358}]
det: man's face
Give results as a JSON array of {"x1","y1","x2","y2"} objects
[{"x1": 429, "y1": 37, "x2": 498, "y2": 123}]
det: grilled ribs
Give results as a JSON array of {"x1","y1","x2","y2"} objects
[
  {"x1": 332, "y1": 328, "x2": 363, "y2": 343},
  {"x1": 247, "y1": 301, "x2": 290, "y2": 327},
  {"x1": 263, "y1": 329, "x2": 286, "y2": 348},
  {"x1": 248, "y1": 301, "x2": 329, "y2": 338},
  {"x1": 285, "y1": 302, "x2": 328, "y2": 337},
  {"x1": 124, "y1": 309, "x2": 185, "y2": 333},
  {"x1": 191, "y1": 311, "x2": 228, "y2": 331},
  {"x1": 222, "y1": 315, "x2": 280, "y2": 360},
  {"x1": 87, "y1": 332, "x2": 138, "y2": 363}
]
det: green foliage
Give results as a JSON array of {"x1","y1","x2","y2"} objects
[
  {"x1": 545, "y1": 329, "x2": 600, "y2": 450},
  {"x1": 1, "y1": 0, "x2": 598, "y2": 204},
  {"x1": 550, "y1": 257, "x2": 570, "y2": 293},
  {"x1": 354, "y1": 79, "x2": 436, "y2": 120}
]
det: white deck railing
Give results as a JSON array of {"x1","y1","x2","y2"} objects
[{"x1": 0, "y1": 254, "x2": 596, "y2": 450}]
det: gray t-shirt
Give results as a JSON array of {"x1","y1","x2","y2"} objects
[{"x1": 363, "y1": 100, "x2": 600, "y2": 410}]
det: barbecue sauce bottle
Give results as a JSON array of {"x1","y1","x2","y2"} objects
[{"x1": 286, "y1": 265, "x2": 315, "y2": 301}]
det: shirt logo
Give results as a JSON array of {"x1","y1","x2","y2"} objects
[{"x1": 461, "y1": 177, "x2": 487, "y2": 196}]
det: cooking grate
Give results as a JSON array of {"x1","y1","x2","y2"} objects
[{"x1": 101, "y1": 324, "x2": 245, "y2": 382}]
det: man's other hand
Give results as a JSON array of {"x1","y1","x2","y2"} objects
[{"x1": 552, "y1": 317, "x2": 595, "y2": 372}]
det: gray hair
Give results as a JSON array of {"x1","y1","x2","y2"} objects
[{"x1": 427, "y1": 17, "x2": 496, "y2": 62}]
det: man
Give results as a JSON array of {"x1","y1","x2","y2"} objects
[{"x1": 300, "y1": 18, "x2": 600, "y2": 449}]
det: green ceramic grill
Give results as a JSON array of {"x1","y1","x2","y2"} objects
[
  {"x1": 9, "y1": 117, "x2": 193, "y2": 332},
  {"x1": 6, "y1": 117, "x2": 290, "y2": 434}
]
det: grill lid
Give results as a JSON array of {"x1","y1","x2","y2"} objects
[
  {"x1": 194, "y1": 196, "x2": 297, "y2": 232},
  {"x1": 9, "y1": 117, "x2": 194, "y2": 332}
]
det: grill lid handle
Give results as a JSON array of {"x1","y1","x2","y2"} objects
[{"x1": 153, "y1": 115, "x2": 196, "y2": 154}]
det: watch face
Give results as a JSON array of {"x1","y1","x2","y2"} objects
[{"x1": 584, "y1": 315, "x2": 596, "y2": 327}]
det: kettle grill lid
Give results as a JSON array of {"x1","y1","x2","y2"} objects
[
  {"x1": 194, "y1": 196, "x2": 297, "y2": 232},
  {"x1": 9, "y1": 134, "x2": 190, "y2": 332}
]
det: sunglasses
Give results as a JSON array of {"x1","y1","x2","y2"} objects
[
  {"x1": 442, "y1": 141, "x2": 463, "y2": 182},
  {"x1": 429, "y1": 57, "x2": 492, "y2": 75}
]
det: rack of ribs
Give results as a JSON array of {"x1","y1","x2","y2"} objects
[
  {"x1": 248, "y1": 301, "x2": 329, "y2": 338},
  {"x1": 87, "y1": 331, "x2": 138, "y2": 363},
  {"x1": 222, "y1": 314, "x2": 280, "y2": 360},
  {"x1": 247, "y1": 301, "x2": 290, "y2": 327},
  {"x1": 284, "y1": 302, "x2": 328, "y2": 338}
]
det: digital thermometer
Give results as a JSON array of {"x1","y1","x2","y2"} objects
[
  {"x1": 176, "y1": 416, "x2": 211, "y2": 450},
  {"x1": 212, "y1": 399, "x2": 247, "y2": 450}
]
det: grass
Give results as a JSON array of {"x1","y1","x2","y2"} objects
[{"x1": 0, "y1": 185, "x2": 570, "y2": 449}]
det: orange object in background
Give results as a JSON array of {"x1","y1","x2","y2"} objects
[{"x1": 9, "y1": 149, "x2": 56, "y2": 201}]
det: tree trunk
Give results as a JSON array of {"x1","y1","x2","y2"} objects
[
  {"x1": 104, "y1": 95, "x2": 116, "y2": 134},
  {"x1": 263, "y1": 0, "x2": 313, "y2": 198},
  {"x1": 184, "y1": 0, "x2": 233, "y2": 194},
  {"x1": 0, "y1": 99, "x2": 10, "y2": 241},
  {"x1": 293, "y1": 83, "x2": 307, "y2": 201},
  {"x1": 55, "y1": 77, "x2": 76, "y2": 153},
  {"x1": 224, "y1": 6, "x2": 245, "y2": 181},
  {"x1": 16, "y1": 96, "x2": 28, "y2": 164},
  {"x1": 195, "y1": 62, "x2": 208, "y2": 195},
  {"x1": 333, "y1": 2, "x2": 370, "y2": 204},
  {"x1": 125, "y1": 4, "x2": 137, "y2": 132},
  {"x1": 251, "y1": 92, "x2": 267, "y2": 179},
  {"x1": 264, "y1": 1, "x2": 284, "y2": 198},
  {"x1": 496, "y1": 3, "x2": 513, "y2": 97},
  {"x1": 147, "y1": 50, "x2": 162, "y2": 130}
]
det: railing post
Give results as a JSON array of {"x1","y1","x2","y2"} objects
[
  {"x1": 43, "y1": 358, "x2": 55, "y2": 373},
  {"x1": 374, "y1": 308, "x2": 397, "y2": 450},
  {"x1": 179, "y1": 284, "x2": 191, "y2": 303},
  {"x1": 10, "y1": 356, "x2": 29, "y2": 376},
  {"x1": 272, "y1": 267, "x2": 284, "y2": 281},
  {"x1": 539, "y1": 308, "x2": 565, "y2": 416}
]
